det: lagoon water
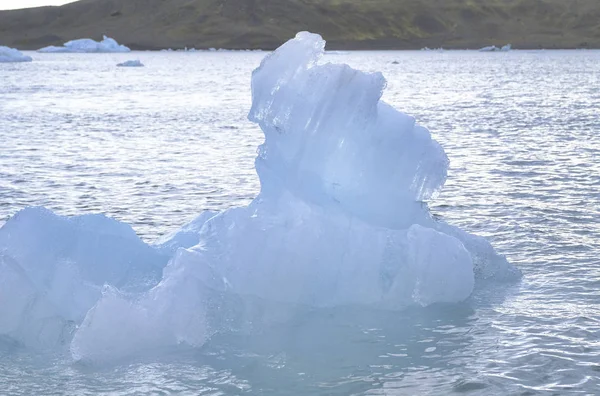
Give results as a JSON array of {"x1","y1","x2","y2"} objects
[{"x1": 1, "y1": 49, "x2": 599, "y2": 394}]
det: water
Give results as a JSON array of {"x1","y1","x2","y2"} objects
[{"x1": 1, "y1": 49, "x2": 599, "y2": 394}]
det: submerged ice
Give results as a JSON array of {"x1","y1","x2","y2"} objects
[
  {"x1": 38, "y1": 35, "x2": 130, "y2": 53},
  {"x1": 0, "y1": 32, "x2": 520, "y2": 361}
]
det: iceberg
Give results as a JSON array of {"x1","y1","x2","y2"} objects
[
  {"x1": 117, "y1": 59, "x2": 144, "y2": 67},
  {"x1": 0, "y1": 46, "x2": 32, "y2": 62},
  {"x1": 38, "y1": 35, "x2": 130, "y2": 53},
  {"x1": 479, "y1": 44, "x2": 512, "y2": 52},
  {"x1": 73, "y1": 32, "x2": 520, "y2": 360},
  {"x1": 0, "y1": 32, "x2": 520, "y2": 361}
]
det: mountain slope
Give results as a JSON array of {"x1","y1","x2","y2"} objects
[{"x1": 1, "y1": 0, "x2": 599, "y2": 50}]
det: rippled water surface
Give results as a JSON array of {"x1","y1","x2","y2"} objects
[{"x1": 1, "y1": 50, "x2": 599, "y2": 394}]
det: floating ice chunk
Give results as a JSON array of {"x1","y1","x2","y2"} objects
[
  {"x1": 88, "y1": 32, "x2": 517, "y2": 330},
  {"x1": 0, "y1": 46, "x2": 32, "y2": 62},
  {"x1": 0, "y1": 207, "x2": 167, "y2": 349},
  {"x1": 479, "y1": 44, "x2": 511, "y2": 52},
  {"x1": 0, "y1": 31, "x2": 521, "y2": 360},
  {"x1": 117, "y1": 59, "x2": 144, "y2": 67},
  {"x1": 38, "y1": 35, "x2": 130, "y2": 53}
]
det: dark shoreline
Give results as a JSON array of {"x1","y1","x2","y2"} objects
[{"x1": 1, "y1": 0, "x2": 599, "y2": 51}]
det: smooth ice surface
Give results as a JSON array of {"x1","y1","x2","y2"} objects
[
  {"x1": 38, "y1": 35, "x2": 130, "y2": 53},
  {"x1": 117, "y1": 60, "x2": 144, "y2": 67},
  {"x1": 0, "y1": 46, "x2": 32, "y2": 62}
]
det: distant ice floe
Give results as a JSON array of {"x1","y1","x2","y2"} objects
[
  {"x1": 0, "y1": 46, "x2": 32, "y2": 62},
  {"x1": 160, "y1": 47, "x2": 263, "y2": 53},
  {"x1": 0, "y1": 31, "x2": 521, "y2": 362},
  {"x1": 479, "y1": 44, "x2": 512, "y2": 52},
  {"x1": 38, "y1": 35, "x2": 130, "y2": 53},
  {"x1": 117, "y1": 59, "x2": 144, "y2": 67}
]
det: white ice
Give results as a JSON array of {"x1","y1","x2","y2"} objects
[
  {"x1": 38, "y1": 35, "x2": 130, "y2": 53},
  {"x1": 0, "y1": 46, "x2": 32, "y2": 62},
  {"x1": 0, "y1": 32, "x2": 520, "y2": 362},
  {"x1": 479, "y1": 44, "x2": 512, "y2": 52},
  {"x1": 117, "y1": 59, "x2": 144, "y2": 67}
]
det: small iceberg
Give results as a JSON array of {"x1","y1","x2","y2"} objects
[
  {"x1": 0, "y1": 46, "x2": 32, "y2": 63},
  {"x1": 0, "y1": 31, "x2": 521, "y2": 361},
  {"x1": 38, "y1": 35, "x2": 130, "y2": 53},
  {"x1": 479, "y1": 44, "x2": 512, "y2": 52},
  {"x1": 117, "y1": 59, "x2": 144, "y2": 67}
]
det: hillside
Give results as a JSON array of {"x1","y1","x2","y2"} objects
[{"x1": 1, "y1": 0, "x2": 599, "y2": 50}]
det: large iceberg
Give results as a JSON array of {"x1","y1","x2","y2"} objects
[
  {"x1": 38, "y1": 35, "x2": 130, "y2": 53},
  {"x1": 0, "y1": 46, "x2": 32, "y2": 62},
  {"x1": 0, "y1": 32, "x2": 520, "y2": 361}
]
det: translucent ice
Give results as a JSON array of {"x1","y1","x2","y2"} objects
[
  {"x1": 0, "y1": 46, "x2": 32, "y2": 62},
  {"x1": 38, "y1": 35, "x2": 130, "y2": 53},
  {"x1": 154, "y1": 210, "x2": 219, "y2": 254},
  {"x1": 71, "y1": 32, "x2": 520, "y2": 361},
  {"x1": 0, "y1": 32, "x2": 520, "y2": 361},
  {"x1": 0, "y1": 207, "x2": 167, "y2": 349}
]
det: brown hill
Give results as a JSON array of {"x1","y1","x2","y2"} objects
[{"x1": 1, "y1": 0, "x2": 599, "y2": 50}]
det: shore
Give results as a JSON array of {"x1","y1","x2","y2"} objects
[{"x1": 1, "y1": 0, "x2": 599, "y2": 50}]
